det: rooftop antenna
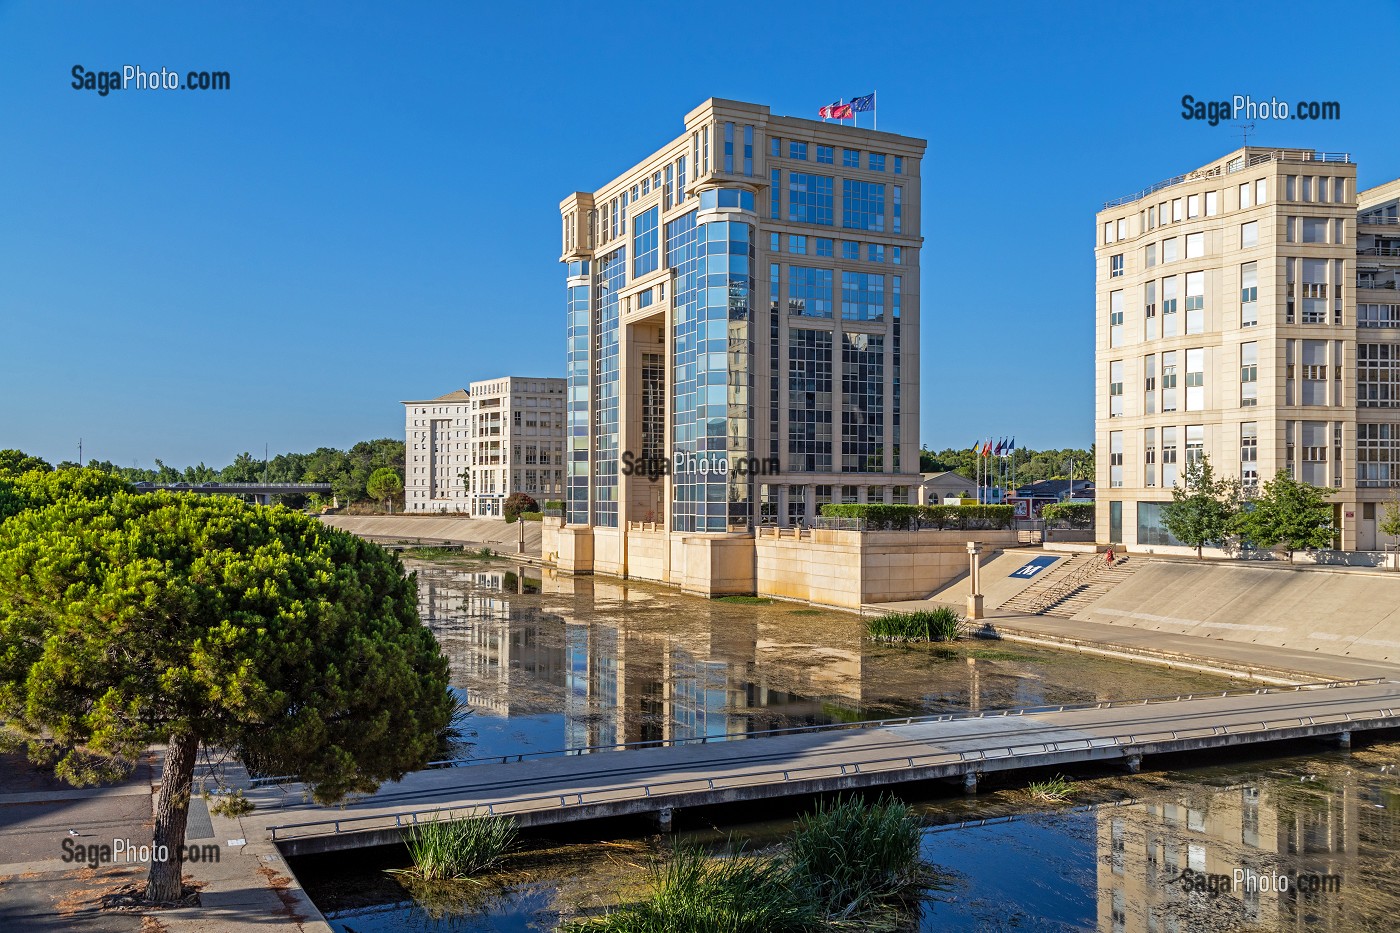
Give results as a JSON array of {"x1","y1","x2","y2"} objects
[{"x1": 1232, "y1": 123, "x2": 1255, "y2": 148}]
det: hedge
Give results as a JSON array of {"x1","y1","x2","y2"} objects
[
  {"x1": 818, "y1": 503, "x2": 1015, "y2": 530},
  {"x1": 1041, "y1": 502, "x2": 1094, "y2": 529}
]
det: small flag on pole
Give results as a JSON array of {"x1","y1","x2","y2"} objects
[
  {"x1": 849, "y1": 92, "x2": 875, "y2": 113},
  {"x1": 982, "y1": 440, "x2": 992, "y2": 457},
  {"x1": 969, "y1": 439, "x2": 980, "y2": 453}
]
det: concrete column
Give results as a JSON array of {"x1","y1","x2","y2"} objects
[
  {"x1": 1336, "y1": 730, "x2": 1352, "y2": 749},
  {"x1": 966, "y1": 541, "x2": 984, "y2": 619},
  {"x1": 1125, "y1": 753, "x2": 1142, "y2": 774},
  {"x1": 776, "y1": 485, "x2": 789, "y2": 527},
  {"x1": 963, "y1": 771, "x2": 978, "y2": 795},
  {"x1": 654, "y1": 806, "x2": 674, "y2": 832}
]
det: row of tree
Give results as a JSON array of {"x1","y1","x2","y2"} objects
[
  {"x1": 1161, "y1": 456, "x2": 1400, "y2": 560},
  {"x1": 919, "y1": 445, "x2": 1095, "y2": 485},
  {"x1": 6, "y1": 439, "x2": 406, "y2": 508},
  {"x1": 0, "y1": 453, "x2": 454, "y2": 905}
]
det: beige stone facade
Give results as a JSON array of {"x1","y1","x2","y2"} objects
[
  {"x1": 554, "y1": 97, "x2": 929, "y2": 593},
  {"x1": 1094, "y1": 148, "x2": 1400, "y2": 553},
  {"x1": 404, "y1": 377, "x2": 565, "y2": 515}
]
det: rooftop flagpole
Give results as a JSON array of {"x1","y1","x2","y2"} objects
[{"x1": 874, "y1": 89, "x2": 877, "y2": 130}]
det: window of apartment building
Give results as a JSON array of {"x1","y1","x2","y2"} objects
[
  {"x1": 1110, "y1": 254, "x2": 1124, "y2": 277},
  {"x1": 1109, "y1": 360, "x2": 1124, "y2": 418},
  {"x1": 890, "y1": 245, "x2": 902, "y2": 264},
  {"x1": 743, "y1": 126, "x2": 753, "y2": 176},
  {"x1": 770, "y1": 169, "x2": 781, "y2": 219},
  {"x1": 1241, "y1": 261, "x2": 1258, "y2": 326},
  {"x1": 769, "y1": 232, "x2": 780, "y2": 252},
  {"x1": 789, "y1": 140, "x2": 807, "y2": 161},
  {"x1": 842, "y1": 180, "x2": 886, "y2": 231},
  {"x1": 816, "y1": 237, "x2": 833, "y2": 257},
  {"x1": 1185, "y1": 232, "x2": 1204, "y2": 259},
  {"x1": 1144, "y1": 353, "x2": 1157, "y2": 414},
  {"x1": 789, "y1": 234, "x2": 808, "y2": 255},
  {"x1": 892, "y1": 485, "x2": 910, "y2": 504},
  {"x1": 869, "y1": 153, "x2": 886, "y2": 172},
  {"x1": 1317, "y1": 177, "x2": 1331, "y2": 202},
  {"x1": 1300, "y1": 420, "x2": 1329, "y2": 486},
  {"x1": 677, "y1": 155, "x2": 687, "y2": 202},
  {"x1": 789, "y1": 173, "x2": 835, "y2": 225},
  {"x1": 664, "y1": 164, "x2": 674, "y2": 210},
  {"x1": 788, "y1": 266, "x2": 834, "y2": 318},
  {"x1": 1162, "y1": 237, "x2": 1178, "y2": 263},
  {"x1": 1144, "y1": 242, "x2": 1157, "y2": 267},
  {"x1": 1117, "y1": 218, "x2": 1127, "y2": 240},
  {"x1": 1109, "y1": 431, "x2": 1124, "y2": 488},
  {"x1": 867, "y1": 243, "x2": 884, "y2": 263},
  {"x1": 1148, "y1": 205, "x2": 1157, "y2": 229},
  {"x1": 1162, "y1": 350, "x2": 1178, "y2": 412},
  {"x1": 1162, "y1": 426, "x2": 1179, "y2": 487},
  {"x1": 1358, "y1": 423, "x2": 1399, "y2": 488},
  {"x1": 1185, "y1": 348, "x2": 1205, "y2": 411},
  {"x1": 1109, "y1": 290, "x2": 1124, "y2": 347},
  {"x1": 817, "y1": 145, "x2": 834, "y2": 164},
  {"x1": 1240, "y1": 342, "x2": 1258, "y2": 406},
  {"x1": 1286, "y1": 176, "x2": 1297, "y2": 201},
  {"x1": 1186, "y1": 425, "x2": 1204, "y2": 465},
  {"x1": 1301, "y1": 339, "x2": 1330, "y2": 405},
  {"x1": 1240, "y1": 220, "x2": 1258, "y2": 249},
  {"x1": 892, "y1": 186, "x2": 902, "y2": 233},
  {"x1": 841, "y1": 240, "x2": 859, "y2": 260},
  {"x1": 512, "y1": 412, "x2": 522, "y2": 428},
  {"x1": 1335, "y1": 218, "x2": 1346, "y2": 245},
  {"x1": 1301, "y1": 259, "x2": 1329, "y2": 323},
  {"x1": 894, "y1": 156, "x2": 904, "y2": 174},
  {"x1": 1103, "y1": 222, "x2": 1114, "y2": 245},
  {"x1": 1144, "y1": 427, "x2": 1157, "y2": 487},
  {"x1": 1241, "y1": 422, "x2": 1259, "y2": 487},
  {"x1": 770, "y1": 136, "x2": 780, "y2": 158},
  {"x1": 1256, "y1": 178, "x2": 1267, "y2": 204},
  {"x1": 1205, "y1": 191, "x2": 1219, "y2": 216},
  {"x1": 1303, "y1": 217, "x2": 1329, "y2": 243},
  {"x1": 1145, "y1": 281, "x2": 1158, "y2": 340},
  {"x1": 1359, "y1": 343, "x2": 1400, "y2": 407},
  {"x1": 1302, "y1": 176, "x2": 1313, "y2": 201},
  {"x1": 1360, "y1": 303, "x2": 1400, "y2": 329},
  {"x1": 1239, "y1": 182, "x2": 1253, "y2": 210},
  {"x1": 1172, "y1": 198, "x2": 1183, "y2": 222},
  {"x1": 1187, "y1": 194, "x2": 1200, "y2": 219},
  {"x1": 841, "y1": 271, "x2": 885, "y2": 321},
  {"x1": 1185, "y1": 271, "x2": 1205, "y2": 334},
  {"x1": 842, "y1": 148, "x2": 860, "y2": 168},
  {"x1": 1163, "y1": 276, "x2": 1179, "y2": 336}
]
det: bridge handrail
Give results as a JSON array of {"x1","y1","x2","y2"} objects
[
  {"x1": 249, "y1": 677, "x2": 1385, "y2": 788},
  {"x1": 265, "y1": 701, "x2": 1398, "y2": 840}
]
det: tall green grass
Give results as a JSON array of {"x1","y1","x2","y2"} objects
[
  {"x1": 394, "y1": 814, "x2": 518, "y2": 882},
  {"x1": 865, "y1": 607, "x2": 964, "y2": 642},
  {"x1": 563, "y1": 795, "x2": 925, "y2": 931}
]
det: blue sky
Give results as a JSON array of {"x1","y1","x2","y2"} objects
[{"x1": 2, "y1": 0, "x2": 1397, "y2": 468}]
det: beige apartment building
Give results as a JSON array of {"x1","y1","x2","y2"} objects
[
  {"x1": 1094, "y1": 148, "x2": 1400, "y2": 553},
  {"x1": 555, "y1": 97, "x2": 926, "y2": 583},
  {"x1": 404, "y1": 376, "x2": 565, "y2": 515}
]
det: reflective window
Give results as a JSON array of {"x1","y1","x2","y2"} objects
[
  {"x1": 816, "y1": 145, "x2": 834, "y2": 165},
  {"x1": 842, "y1": 240, "x2": 859, "y2": 261},
  {"x1": 867, "y1": 243, "x2": 885, "y2": 263},
  {"x1": 842, "y1": 180, "x2": 886, "y2": 231},
  {"x1": 632, "y1": 206, "x2": 659, "y2": 278},
  {"x1": 842, "y1": 333, "x2": 885, "y2": 472},
  {"x1": 842, "y1": 148, "x2": 860, "y2": 168},
  {"x1": 788, "y1": 173, "x2": 835, "y2": 225},
  {"x1": 869, "y1": 153, "x2": 886, "y2": 172},
  {"x1": 816, "y1": 237, "x2": 833, "y2": 257},
  {"x1": 789, "y1": 329, "x2": 833, "y2": 472},
  {"x1": 841, "y1": 271, "x2": 885, "y2": 321},
  {"x1": 788, "y1": 266, "x2": 833, "y2": 318},
  {"x1": 789, "y1": 141, "x2": 808, "y2": 161}
]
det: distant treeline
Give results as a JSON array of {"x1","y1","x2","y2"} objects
[
  {"x1": 919, "y1": 445, "x2": 1095, "y2": 484},
  {"x1": 18, "y1": 439, "x2": 405, "y2": 506}
]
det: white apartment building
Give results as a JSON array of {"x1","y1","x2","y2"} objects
[
  {"x1": 1095, "y1": 147, "x2": 1400, "y2": 552},
  {"x1": 405, "y1": 379, "x2": 566, "y2": 516}
]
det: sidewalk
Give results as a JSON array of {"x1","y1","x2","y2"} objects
[{"x1": 866, "y1": 601, "x2": 1400, "y2": 684}]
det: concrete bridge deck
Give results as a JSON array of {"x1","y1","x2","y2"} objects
[{"x1": 254, "y1": 679, "x2": 1400, "y2": 855}]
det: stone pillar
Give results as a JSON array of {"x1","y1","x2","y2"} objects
[
  {"x1": 1336, "y1": 730, "x2": 1352, "y2": 749},
  {"x1": 654, "y1": 806, "x2": 674, "y2": 832},
  {"x1": 1125, "y1": 753, "x2": 1142, "y2": 774},
  {"x1": 963, "y1": 771, "x2": 978, "y2": 795},
  {"x1": 966, "y1": 541, "x2": 984, "y2": 619}
]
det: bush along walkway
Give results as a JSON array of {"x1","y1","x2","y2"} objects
[
  {"x1": 561, "y1": 795, "x2": 932, "y2": 932},
  {"x1": 865, "y1": 607, "x2": 965, "y2": 643}
]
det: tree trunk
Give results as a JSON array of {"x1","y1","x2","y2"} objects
[{"x1": 146, "y1": 731, "x2": 199, "y2": 903}]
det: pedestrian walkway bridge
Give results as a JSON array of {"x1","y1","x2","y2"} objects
[{"x1": 256, "y1": 679, "x2": 1400, "y2": 855}]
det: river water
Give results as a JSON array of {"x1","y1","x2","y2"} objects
[{"x1": 289, "y1": 559, "x2": 1400, "y2": 931}]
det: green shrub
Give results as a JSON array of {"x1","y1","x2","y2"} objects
[
  {"x1": 1041, "y1": 502, "x2": 1094, "y2": 529},
  {"x1": 866, "y1": 607, "x2": 964, "y2": 642},
  {"x1": 395, "y1": 814, "x2": 517, "y2": 882},
  {"x1": 787, "y1": 794, "x2": 923, "y2": 917},
  {"x1": 519, "y1": 511, "x2": 544, "y2": 522},
  {"x1": 818, "y1": 503, "x2": 1014, "y2": 530},
  {"x1": 503, "y1": 492, "x2": 538, "y2": 522}
]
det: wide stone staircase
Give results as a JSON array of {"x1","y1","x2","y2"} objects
[{"x1": 1000, "y1": 553, "x2": 1145, "y2": 618}]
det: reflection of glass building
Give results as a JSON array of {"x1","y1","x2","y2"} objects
[
  {"x1": 556, "y1": 99, "x2": 926, "y2": 583},
  {"x1": 1095, "y1": 775, "x2": 1396, "y2": 932}
]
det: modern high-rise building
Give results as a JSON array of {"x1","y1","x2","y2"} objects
[
  {"x1": 1094, "y1": 147, "x2": 1400, "y2": 552},
  {"x1": 557, "y1": 98, "x2": 925, "y2": 578},
  {"x1": 404, "y1": 376, "x2": 566, "y2": 515}
]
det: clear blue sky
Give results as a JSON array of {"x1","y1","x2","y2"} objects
[{"x1": 3, "y1": 0, "x2": 1396, "y2": 468}]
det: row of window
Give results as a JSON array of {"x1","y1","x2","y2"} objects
[
  {"x1": 766, "y1": 231, "x2": 905, "y2": 264},
  {"x1": 777, "y1": 264, "x2": 902, "y2": 322},
  {"x1": 770, "y1": 138, "x2": 905, "y2": 175},
  {"x1": 1104, "y1": 174, "x2": 1353, "y2": 245},
  {"x1": 767, "y1": 172, "x2": 904, "y2": 233}
]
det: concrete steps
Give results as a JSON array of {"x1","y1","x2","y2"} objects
[
  {"x1": 1001, "y1": 554, "x2": 1145, "y2": 617},
  {"x1": 999, "y1": 554, "x2": 1093, "y2": 614},
  {"x1": 1040, "y1": 558, "x2": 1144, "y2": 618}
]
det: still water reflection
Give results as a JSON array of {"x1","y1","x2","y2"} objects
[{"x1": 418, "y1": 562, "x2": 1246, "y2": 762}]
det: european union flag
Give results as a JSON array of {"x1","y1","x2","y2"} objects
[{"x1": 850, "y1": 93, "x2": 875, "y2": 112}]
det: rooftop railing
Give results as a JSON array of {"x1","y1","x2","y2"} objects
[{"x1": 1104, "y1": 151, "x2": 1352, "y2": 209}]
